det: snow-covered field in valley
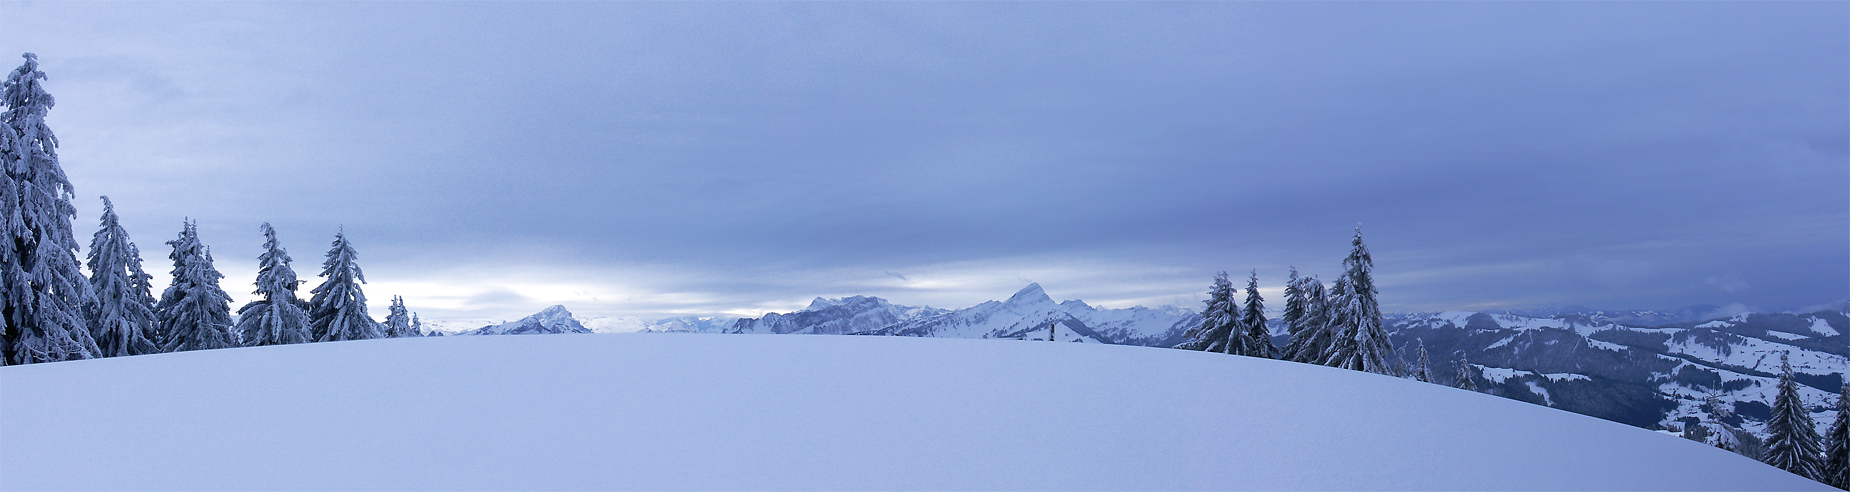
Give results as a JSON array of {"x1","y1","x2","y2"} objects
[{"x1": 0, "y1": 334, "x2": 1828, "y2": 491}]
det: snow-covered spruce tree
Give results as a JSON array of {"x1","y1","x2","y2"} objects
[
  {"x1": 1177, "y1": 272, "x2": 1240, "y2": 353},
  {"x1": 1239, "y1": 271, "x2": 1274, "y2": 358},
  {"x1": 1280, "y1": 267, "x2": 1306, "y2": 335},
  {"x1": 1412, "y1": 339, "x2": 1434, "y2": 383},
  {"x1": 1318, "y1": 276, "x2": 1355, "y2": 363},
  {"x1": 1823, "y1": 381, "x2": 1849, "y2": 489},
  {"x1": 159, "y1": 246, "x2": 235, "y2": 352},
  {"x1": 1, "y1": 53, "x2": 99, "y2": 364},
  {"x1": 153, "y1": 220, "x2": 202, "y2": 347},
  {"x1": 1321, "y1": 226, "x2": 1393, "y2": 374},
  {"x1": 383, "y1": 296, "x2": 411, "y2": 338},
  {"x1": 1761, "y1": 353, "x2": 1825, "y2": 480},
  {"x1": 308, "y1": 230, "x2": 381, "y2": 341},
  {"x1": 1455, "y1": 355, "x2": 1478, "y2": 391},
  {"x1": 1281, "y1": 276, "x2": 1330, "y2": 363},
  {"x1": 1393, "y1": 347, "x2": 1411, "y2": 379},
  {"x1": 409, "y1": 312, "x2": 425, "y2": 337},
  {"x1": 0, "y1": 82, "x2": 13, "y2": 362},
  {"x1": 1280, "y1": 279, "x2": 1324, "y2": 362},
  {"x1": 85, "y1": 196, "x2": 157, "y2": 357},
  {"x1": 234, "y1": 223, "x2": 312, "y2": 346}
]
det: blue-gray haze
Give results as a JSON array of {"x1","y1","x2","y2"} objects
[{"x1": 3, "y1": 2, "x2": 1844, "y2": 322}]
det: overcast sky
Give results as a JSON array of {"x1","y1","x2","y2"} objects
[{"x1": 4, "y1": 2, "x2": 1845, "y2": 322}]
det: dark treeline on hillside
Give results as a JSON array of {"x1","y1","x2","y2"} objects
[{"x1": 0, "y1": 53, "x2": 424, "y2": 366}]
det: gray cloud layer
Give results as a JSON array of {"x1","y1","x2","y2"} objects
[{"x1": 4, "y1": 2, "x2": 1844, "y2": 320}]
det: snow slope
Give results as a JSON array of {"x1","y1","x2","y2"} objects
[{"x1": 0, "y1": 335, "x2": 1824, "y2": 490}]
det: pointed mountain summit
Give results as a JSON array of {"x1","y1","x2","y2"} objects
[
  {"x1": 1004, "y1": 283, "x2": 1055, "y2": 307},
  {"x1": 462, "y1": 305, "x2": 592, "y2": 336}
]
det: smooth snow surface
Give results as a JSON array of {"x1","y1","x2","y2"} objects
[{"x1": 1, "y1": 335, "x2": 1827, "y2": 491}]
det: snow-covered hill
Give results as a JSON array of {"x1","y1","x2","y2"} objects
[{"x1": 0, "y1": 334, "x2": 1825, "y2": 490}]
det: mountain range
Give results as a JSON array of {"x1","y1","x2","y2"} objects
[{"x1": 452, "y1": 284, "x2": 1846, "y2": 441}]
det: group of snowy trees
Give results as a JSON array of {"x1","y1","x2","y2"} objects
[
  {"x1": 1176, "y1": 226, "x2": 1847, "y2": 488},
  {"x1": 0, "y1": 53, "x2": 421, "y2": 366},
  {"x1": 1749, "y1": 353, "x2": 1849, "y2": 488},
  {"x1": 1688, "y1": 352, "x2": 1850, "y2": 488},
  {"x1": 1179, "y1": 226, "x2": 1473, "y2": 387}
]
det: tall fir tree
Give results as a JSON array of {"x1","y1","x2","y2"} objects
[
  {"x1": 153, "y1": 220, "x2": 201, "y2": 347},
  {"x1": 1316, "y1": 276, "x2": 1354, "y2": 364},
  {"x1": 84, "y1": 196, "x2": 157, "y2": 357},
  {"x1": 1411, "y1": 339, "x2": 1434, "y2": 383},
  {"x1": 1821, "y1": 381, "x2": 1848, "y2": 489},
  {"x1": 1455, "y1": 355, "x2": 1478, "y2": 391},
  {"x1": 383, "y1": 296, "x2": 412, "y2": 338},
  {"x1": 1321, "y1": 226, "x2": 1393, "y2": 374},
  {"x1": 1, "y1": 53, "x2": 98, "y2": 364},
  {"x1": 1281, "y1": 276, "x2": 1331, "y2": 363},
  {"x1": 1761, "y1": 353, "x2": 1825, "y2": 480},
  {"x1": 1177, "y1": 272, "x2": 1240, "y2": 353},
  {"x1": 1394, "y1": 348, "x2": 1412, "y2": 379},
  {"x1": 1280, "y1": 267, "x2": 1306, "y2": 336},
  {"x1": 1238, "y1": 271, "x2": 1274, "y2": 358},
  {"x1": 234, "y1": 223, "x2": 312, "y2": 346},
  {"x1": 308, "y1": 230, "x2": 381, "y2": 341},
  {"x1": 159, "y1": 245, "x2": 234, "y2": 352}
]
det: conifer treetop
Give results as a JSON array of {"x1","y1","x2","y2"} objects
[
  {"x1": 85, "y1": 195, "x2": 158, "y2": 357},
  {"x1": 308, "y1": 229, "x2": 380, "y2": 341},
  {"x1": 1281, "y1": 267, "x2": 1305, "y2": 334},
  {"x1": 159, "y1": 244, "x2": 234, "y2": 353},
  {"x1": 1822, "y1": 380, "x2": 1849, "y2": 489},
  {"x1": 1456, "y1": 355, "x2": 1478, "y2": 391},
  {"x1": 1240, "y1": 270, "x2": 1274, "y2": 358},
  {"x1": 1413, "y1": 340, "x2": 1433, "y2": 383},
  {"x1": 1178, "y1": 272, "x2": 1240, "y2": 353},
  {"x1": 1760, "y1": 352, "x2": 1824, "y2": 480},
  {"x1": 238, "y1": 223, "x2": 312, "y2": 347},
  {"x1": 2, "y1": 52, "x2": 98, "y2": 364},
  {"x1": 253, "y1": 222, "x2": 300, "y2": 302}
]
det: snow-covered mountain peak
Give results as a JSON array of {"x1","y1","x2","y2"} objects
[
  {"x1": 462, "y1": 305, "x2": 591, "y2": 335},
  {"x1": 1004, "y1": 283, "x2": 1055, "y2": 307},
  {"x1": 536, "y1": 304, "x2": 572, "y2": 319},
  {"x1": 1059, "y1": 299, "x2": 1095, "y2": 312}
]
